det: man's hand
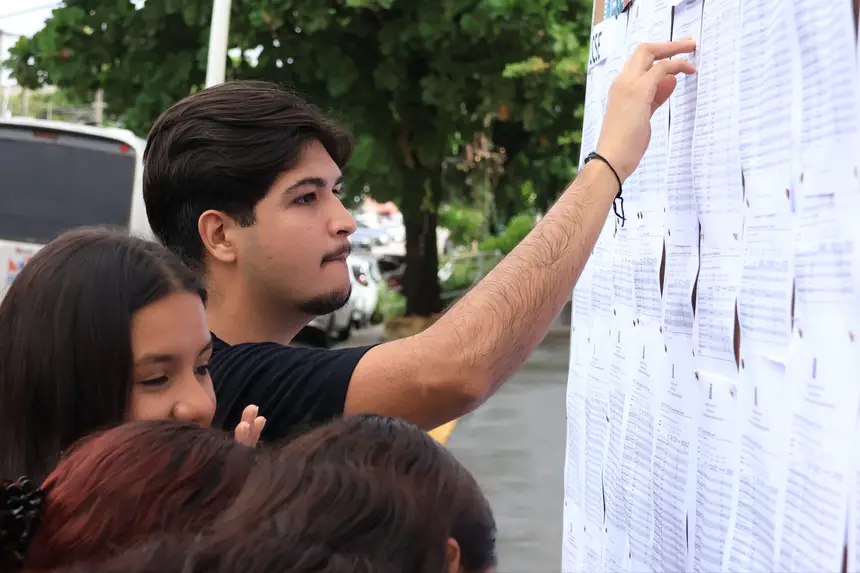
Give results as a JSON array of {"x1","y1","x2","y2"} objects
[
  {"x1": 234, "y1": 404, "x2": 266, "y2": 447},
  {"x1": 597, "y1": 39, "x2": 697, "y2": 182}
]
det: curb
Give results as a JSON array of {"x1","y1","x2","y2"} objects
[{"x1": 429, "y1": 419, "x2": 459, "y2": 446}]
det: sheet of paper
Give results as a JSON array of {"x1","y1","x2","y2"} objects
[
  {"x1": 694, "y1": 246, "x2": 742, "y2": 377},
  {"x1": 631, "y1": 0, "x2": 672, "y2": 324},
  {"x1": 583, "y1": 534, "x2": 606, "y2": 573},
  {"x1": 562, "y1": 327, "x2": 591, "y2": 573},
  {"x1": 619, "y1": 327, "x2": 667, "y2": 572},
  {"x1": 733, "y1": 0, "x2": 797, "y2": 361},
  {"x1": 690, "y1": 0, "x2": 743, "y2": 379},
  {"x1": 737, "y1": 0, "x2": 798, "y2": 172},
  {"x1": 737, "y1": 170, "x2": 794, "y2": 358},
  {"x1": 850, "y1": 342, "x2": 860, "y2": 573},
  {"x1": 663, "y1": 241, "x2": 698, "y2": 338},
  {"x1": 792, "y1": 158, "x2": 859, "y2": 324},
  {"x1": 791, "y1": 0, "x2": 859, "y2": 150},
  {"x1": 603, "y1": 327, "x2": 637, "y2": 572},
  {"x1": 692, "y1": 371, "x2": 742, "y2": 573},
  {"x1": 651, "y1": 336, "x2": 698, "y2": 572},
  {"x1": 724, "y1": 352, "x2": 796, "y2": 573},
  {"x1": 690, "y1": 0, "x2": 743, "y2": 246},
  {"x1": 777, "y1": 327, "x2": 860, "y2": 572},
  {"x1": 789, "y1": 0, "x2": 860, "y2": 331},
  {"x1": 591, "y1": 214, "x2": 617, "y2": 322},
  {"x1": 583, "y1": 332, "x2": 612, "y2": 533},
  {"x1": 578, "y1": 43, "x2": 607, "y2": 172},
  {"x1": 666, "y1": 0, "x2": 704, "y2": 241},
  {"x1": 613, "y1": 200, "x2": 638, "y2": 323},
  {"x1": 572, "y1": 259, "x2": 594, "y2": 342},
  {"x1": 600, "y1": 13, "x2": 631, "y2": 116}
]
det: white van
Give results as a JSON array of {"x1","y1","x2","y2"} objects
[{"x1": 0, "y1": 117, "x2": 149, "y2": 293}]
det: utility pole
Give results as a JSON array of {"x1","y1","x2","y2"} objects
[
  {"x1": 0, "y1": 30, "x2": 7, "y2": 117},
  {"x1": 204, "y1": 0, "x2": 232, "y2": 88},
  {"x1": 93, "y1": 88, "x2": 104, "y2": 125}
]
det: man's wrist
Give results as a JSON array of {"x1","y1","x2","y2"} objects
[{"x1": 580, "y1": 156, "x2": 622, "y2": 201}]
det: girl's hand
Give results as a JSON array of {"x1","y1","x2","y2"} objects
[{"x1": 234, "y1": 405, "x2": 266, "y2": 447}]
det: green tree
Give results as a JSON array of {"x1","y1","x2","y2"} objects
[{"x1": 5, "y1": 0, "x2": 591, "y2": 316}]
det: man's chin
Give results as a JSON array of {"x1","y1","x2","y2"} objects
[{"x1": 297, "y1": 287, "x2": 352, "y2": 317}]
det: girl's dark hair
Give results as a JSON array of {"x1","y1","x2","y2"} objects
[
  {"x1": 0, "y1": 227, "x2": 205, "y2": 480},
  {"x1": 228, "y1": 414, "x2": 495, "y2": 571},
  {"x1": 20, "y1": 421, "x2": 258, "y2": 571},
  {"x1": 56, "y1": 415, "x2": 496, "y2": 573},
  {"x1": 208, "y1": 414, "x2": 496, "y2": 572}
]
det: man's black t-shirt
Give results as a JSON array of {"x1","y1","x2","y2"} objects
[{"x1": 209, "y1": 335, "x2": 375, "y2": 441}]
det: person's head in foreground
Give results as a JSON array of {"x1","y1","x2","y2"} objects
[
  {"x1": 0, "y1": 421, "x2": 259, "y2": 572},
  {"x1": 213, "y1": 413, "x2": 497, "y2": 573},
  {"x1": 143, "y1": 81, "x2": 358, "y2": 338},
  {"x1": 56, "y1": 415, "x2": 497, "y2": 573},
  {"x1": 0, "y1": 228, "x2": 216, "y2": 479}
]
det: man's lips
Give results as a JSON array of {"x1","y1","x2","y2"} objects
[{"x1": 322, "y1": 244, "x2": 351, "y2": 264}]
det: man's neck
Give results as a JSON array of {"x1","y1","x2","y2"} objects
[{"x1": 205, "y1": 288, "x2": 307, "y2": 346}]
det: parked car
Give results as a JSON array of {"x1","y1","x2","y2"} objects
[
  {"x1": 377, "y1": 254, "x2": 406, "y2": 291},
  {"x1": 349, "y1": 253, "x2": 383, "y2": 327},
  {"x1": 349, "y1": 220, "x2": 391, "y2": 249}
]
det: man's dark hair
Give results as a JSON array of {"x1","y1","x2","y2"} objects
[{"x1": 143, "y1": 81, "x2": 354, "y2": 269}]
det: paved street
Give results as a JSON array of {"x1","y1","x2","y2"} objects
[
  {"x1": 335, "y1": 324, "x2": 569, "y2": 572},
  {"x1": 448, "y1": 329, "x2": 568, "y2": 573}
]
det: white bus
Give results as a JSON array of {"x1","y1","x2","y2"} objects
[{"x1": 0, "y1": 117, "x2": 150, "y2": 290}]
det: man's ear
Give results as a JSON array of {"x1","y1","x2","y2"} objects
[
  {"x1": 198, "y1": 210, "x2": 239, "y2": 264},
  {"x1": 446, "y1": 538, "x2": 462, "y2": 573}
]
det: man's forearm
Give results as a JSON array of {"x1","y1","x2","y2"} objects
[{"x1": 421, "y1": 159, "x2": 618, "y2": 401}]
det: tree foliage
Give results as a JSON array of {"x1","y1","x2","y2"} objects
[{"x1": 6, "y1": 0, "x2": 591, "y2": 316}]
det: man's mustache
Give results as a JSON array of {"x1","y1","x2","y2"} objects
[{"x1": 321, "y1": 243, "x2": 351, "y2": 263}]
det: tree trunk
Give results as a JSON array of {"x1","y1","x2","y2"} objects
[{"x1": 401, "y1": 171, "x2": 443, "y2": 317}]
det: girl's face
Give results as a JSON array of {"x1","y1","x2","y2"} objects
[{"x1": 128, "y1": 291, "x2": 216, "y2": 426}]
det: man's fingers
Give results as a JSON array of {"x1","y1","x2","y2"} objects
[
  {"x1": 643, "y1": 58, "x2": 696, "y2": 88},
  {"x1": 628, "y1": 39, "x2": 697, "y2": 72},
  {"x1": 652, "y1": 75, "x2": 678, "y2": 114}
]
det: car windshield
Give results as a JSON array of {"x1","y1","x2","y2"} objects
[{"x1": 0, "y1": 125, "x2": 135, "y2": 244}]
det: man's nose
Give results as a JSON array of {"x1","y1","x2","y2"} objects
[{"x1": 330, "y1": 194, "x2": 357, "y2": 237}]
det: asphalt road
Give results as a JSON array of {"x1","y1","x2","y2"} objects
[
  {"x1": 334, "y1": 324, "x2": 569, "y2": 573},
  {"x1": 447, "y1": 329, "x2": 568, "y2": 573}
]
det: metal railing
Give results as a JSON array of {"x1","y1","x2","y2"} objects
[{"x1": 438, "y1": 250, "x2": 503, "y2": 301}]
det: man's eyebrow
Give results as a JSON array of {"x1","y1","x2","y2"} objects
[{"x1": 285, "y1": 175, "x2": 345, "y2": 192}]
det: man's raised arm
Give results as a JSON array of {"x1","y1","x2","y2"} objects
[{"x1": 345, "y1": 40, "x2": 697, "y2": 429}]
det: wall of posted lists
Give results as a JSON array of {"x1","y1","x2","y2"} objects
[{"x1": 563, "y1": 0, "x2": 860, "y2": 571}]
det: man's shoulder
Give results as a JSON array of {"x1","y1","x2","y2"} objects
[
  {"x1": 209, "y1": 333, "x2": 377, "y2": 378},
  {"x1": 207, "y1": 333, "x2": 378, "y2": 439},
  {"x1": 210, "y1": 335, "x2": 326, "y2": 375}
]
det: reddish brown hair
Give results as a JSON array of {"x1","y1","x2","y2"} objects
[
  {"x1": 56, "y1": 415, "x2": 496, "y2": 573},
  {"x1": 21, "y1": 420, "x2": 258, "y2": 571}
]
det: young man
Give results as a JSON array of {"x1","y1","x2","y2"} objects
[{"x1": 143, "y1": 40, "x2": 696, "y2": 439}]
